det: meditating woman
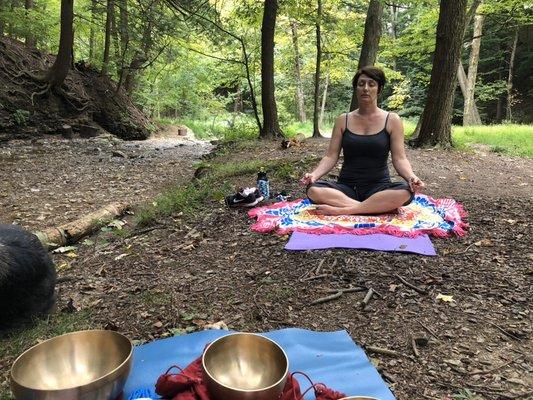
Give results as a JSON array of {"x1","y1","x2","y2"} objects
[{"x1": 300, "y1": 66, "x2": 425, "y2": 215}]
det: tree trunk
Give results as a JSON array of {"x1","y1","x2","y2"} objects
[
  {"x1": 291, "y1": 21, "x2": 306, "y2": 123},
  {"x1": 89, "y1": 0, "x2": 96, "y2": 62},
  {"x1": 319, "y1": 71, "x2": 329, "y2": 128},
  {"x1": 350, "y1": 0, "x2": 383, "y2": 111},
  {"x1": 463, "y1": 14, "x2": 483, "y2": 125},
  {"x1": 260, "y1": 0, "x2": 283, "y2": 138},
  {"x1": 412, "y1": 0, "x2": 467, "y2": 148},
  {"x1": 43, "y1": 0, "x2": 74, "y2": 87},
  {"x1": 24, "y1": 0, "x2": 36, "y2": 47},
  {"x1": 233, "y1": 86, "x2": 243, "y2": 113},
  {"x1": 388, "y1": 4, "x2": 397, "y2": 69},
  {"x1": 101, "y1": 0, "x2": 114, "y2": 75},
  {"x1": 495, "y1": 96, "x2": 503, "y2": 123},
  {"x1": 506, "y1": 27, "x2": 518, "y2": 122},
  {"x1": 0, "y1": 0, "x2": 5, "y2": 36},
  {"x1": 312, "y1": 0, "x2": 322, "y2": 138},
  {"x1": 457, "y1": 63, "x2": 481, "y2": 124}
]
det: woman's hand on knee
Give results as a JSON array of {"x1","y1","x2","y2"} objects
[{"x1": 300, "y1": 172, "x2": 317, "y2": 186}]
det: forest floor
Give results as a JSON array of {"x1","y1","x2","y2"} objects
[{"x1": 0, "y1": 129, "x2": 532, "y2": 400}]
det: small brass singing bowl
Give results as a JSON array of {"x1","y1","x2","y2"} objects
[
  {"x1": 202, "y1": 333, "x2": 289, "y2": 400},
  {"x1": 10, "y1": 329, "x2": 133, "y2": 400}
]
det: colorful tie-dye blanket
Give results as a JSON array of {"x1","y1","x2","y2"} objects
[{"x1": 248, "y1": 194, "x2": 467, "y2": 237}]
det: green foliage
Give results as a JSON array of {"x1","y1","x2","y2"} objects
[{"x1": 12, "y1": 109, "x2": 30, "y2": 126}]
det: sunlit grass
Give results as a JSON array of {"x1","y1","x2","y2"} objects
[{"x1": 452, "y1": 124, "x2": 533, "y2": 157}]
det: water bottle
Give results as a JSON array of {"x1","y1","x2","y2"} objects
[{"x1": 257, "y1": 170, "x2": 270, "y2": 199}]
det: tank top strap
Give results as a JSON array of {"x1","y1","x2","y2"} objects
[
  {"x1": 345, "y1": 113, "x2": 349, "y2": 132},
  {"x1": 384, "y1": 112, "x2": 391, "y2": 132}
]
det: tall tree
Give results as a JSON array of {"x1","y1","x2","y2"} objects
[
  {"x1": 319, "y1": 71, "x2": 329, "y2": 128},
  {"x1": 102, "y1": 0, "x2": 114, "y2": 75},
  {"x1": 260, "y1": 0, "x2": 283, "y2": 138},
  {"x1": 42, "y1": 0, "x2": 74, "y2": 87},
  {"x1": 291, "y1": 20, "x2": 306, "y2": 123},
  {"x1": 350, "y1": 0, "x2": 383, "y2": 111},
  {"x1": 506, "y1": 27, "x2": 518, "y2": 121},
  {"x1": 312, "y1": 0, "x2": 322, "y2": 138},
  {"x1": 89, "y1": 0, "x2": 97, "y2": 62},
  {"x1": 0, "y1": 0, "x2": 4, "y2": 36},
  {"x1": 412, "y1": 0, "x2": 467, "y2": 148},
  {"x1": 24, "y1": 0, "x2": 35, "y2": 47},
  {"x1": 463, "y1": 13, "x2": 484, "y2": 125}
]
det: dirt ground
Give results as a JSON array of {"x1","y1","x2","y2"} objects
[{"x1": 0, "y1": 131, "x2": 532, "y2": 400}]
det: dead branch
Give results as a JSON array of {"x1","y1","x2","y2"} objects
[
  {"x1": 300, "y1": 273, "x2": 330, "y2": 282},
  {"x1": 310, "y1": 291, "x2": 342, "y2": 305},
  {"x1": 366, "y1": 345, "x2": 402, "y2": 358},
  {"x1": 395, "y1": 274, "x2": 427, "y2": 294},
  {"x1": 467, "y1": 360, "x2": 515, "y2": 376},
  {"x1": 360, "y1": 288, "x2": 374, "y2": 310},
  {"x1": 410, "y1": 336, "x2": 420, "y2": 358}
]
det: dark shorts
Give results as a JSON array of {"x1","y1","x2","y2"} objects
[{"x1": 308, "y1": 180, "x2": 414, "y2": 205}]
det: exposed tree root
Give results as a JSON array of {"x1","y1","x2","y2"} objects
[{"x1": 31, "y1": 83, "x2": 52, "y2": 105}]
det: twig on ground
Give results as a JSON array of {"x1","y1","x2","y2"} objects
[
  {"x1": 300, "y1": 273, "x2": 330, "y2": 282},
  {"x1": 411, "y1": 336, "x2": 420, "y2": 358},
  {"x1": 310, "y1": 291, "x2": 343, "y2": 305},
  {"x1": 455, "y1": 242, "x2": 476, "y2": 254},
  {"x1": 487, "y1": 320, "x2": 522, "y2": 341},
  {"x1": 325, "y1": 286, "x2": 366, "y2": 294},
  {"x1": 127, "y1": 224, "x2": 167, "y2": 238},
  {"x1": 315, "y1": 258, "x2": 326, "y2": 275},
  {"x1": 418, "y1": 321, "x2": 440, "y2": 339},
  {"x1": 361, "y1": 288, "x2": 374, "y2": 310},
  {"x1": 395, "y1": 274, "x2": 427, "y2": 294},
  {"x1": 467, "y1": 360, "x2": 515, "y2": 376},
  {"x1": 366, "y1": 345, "x2": 402, "y2": 358}
]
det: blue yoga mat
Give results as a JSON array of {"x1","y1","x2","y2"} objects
[{"x1": 123, "y1": 328, "x2": 395, "y2": 399}]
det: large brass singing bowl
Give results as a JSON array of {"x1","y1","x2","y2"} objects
[
  {"x1": 10, "y1": 330, "x2": 133, "y2": 400},
  {"x1": 202, "y1": 333, "x2": 289, "y2": 400}
]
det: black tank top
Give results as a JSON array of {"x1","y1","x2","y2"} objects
[{"x1": 338, "y1": 112, "x2": 391, "y2": 187}]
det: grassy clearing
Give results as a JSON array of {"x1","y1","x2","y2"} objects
[{"x1": 452, "y1": 124, "x2": 533, "y2": 157}]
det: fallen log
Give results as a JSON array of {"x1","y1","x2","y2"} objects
[{"x1": 34, "y1": 202, "x2": 129, "y2": 249}]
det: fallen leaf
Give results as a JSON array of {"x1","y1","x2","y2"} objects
[
  {"x1": 65, "y1": 252, "x2": 78, "y2": 258},
  {"x1": 474, "y1": 238, "x2": 493, "y2": 247},
  {"x1": 152, "y1": 321, "x2": 163, "y2": 328},
  {"x1": 436, "y1": 293, "x2": 455, "y2": 303},
  {"x1": 53, "y1": 245, "x2": 78, "y2": 253},
  {"x1": 114, "y1": 253, "x2": 128, "y2": 261},
  {"x1": 204, "y1": 321, "x2": 229, "y2": 330}
]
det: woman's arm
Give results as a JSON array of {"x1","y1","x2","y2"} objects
[
  {"x1": 300, "y1": 114, "x2": 345, "y2": 185},
  {"x1": 389, "y1": 113, "x2": 426, "y2": 192}
]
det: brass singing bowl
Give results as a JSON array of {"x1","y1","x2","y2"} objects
[
  {"x1": 202, "y1": 333, "x2": 289, "y2": 400},
  {"x1": 10, "y1": 330, "x2": 133, "y2": 400}
]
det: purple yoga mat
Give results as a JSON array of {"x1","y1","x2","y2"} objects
[{"x1": 285, "y1": 232, "x2": 437, "y2": 255}]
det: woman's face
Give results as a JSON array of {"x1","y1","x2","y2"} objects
[{"x1": 356, "y1": 74, "x2": 380, "y2": 102}]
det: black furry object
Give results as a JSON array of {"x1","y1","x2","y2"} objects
[{"x1": 0, "y1": 224, "x2": 57, "y2": 327}]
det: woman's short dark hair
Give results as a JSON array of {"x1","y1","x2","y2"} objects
[{"x1": 352, "y1": 66, "x2": 386, "y2": 93}]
